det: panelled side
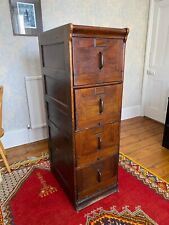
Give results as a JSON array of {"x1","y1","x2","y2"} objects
[{"x1": 39, "y1": 25, "x2": 75, "y2": 203}]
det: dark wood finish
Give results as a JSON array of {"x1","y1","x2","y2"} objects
[
  {"x1": 39, "y1": 23, "x2": 128, "y2": 210},
  {"x1": 75, "y1": 84, "x2": 122, "y2": 130},
  {"x1": 73, "y1": 38, "x2": 124, "y2": 85},
  {"x1": 162, "y1": 98, "x2": 169, "y2": 149},
  {"x1": 75, "y1": 123, "x2": 119, "y2": 167},
  {"x1": 39, "y1": 24, "x2": 75, "y2": 203},
  {"x1": 72, "y1": 24, "x2": 129, "y2": 40},
  {"x1": 77, "y1": 155, "x2": 118, "y2": 201}
]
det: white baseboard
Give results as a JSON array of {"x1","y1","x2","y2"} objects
[
  {"x1": 2, "y1": 105, "x2": 141, "y2": 149},
  {"x1": 1, "y1": 127, "x2": 48, "y2": 149},
  {"x1": 121, "y1": 105, "x2": 141, "y2": 120}
]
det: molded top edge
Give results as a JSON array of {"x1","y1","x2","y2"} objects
[{"x1": 70, "y1": 23, "x2": 129, "y2": 39}]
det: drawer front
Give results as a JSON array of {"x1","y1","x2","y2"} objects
[
  {"x1": 73, "y1": 37, "x2": 124, "y2": 86},
  {"x1": 77, "y1": 155, "x2": 118, "y2": 200},
  {"x1": 75, "y1": 84, "x2": 122, "y2": 130},
  {"x1": 75, "y1": 123, "x2": 119, "y2": 167}
]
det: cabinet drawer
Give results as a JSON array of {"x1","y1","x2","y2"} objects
[
  {"x1": 75, "y1": 84, "x2": 122, "y2": 130},
  {"x1": 73, "y1": 37, "x2": 124, "y2": 86},
  {"x1": 76, "y1": 155, "x2": 118, "y2": 200},
  {"x1": 75, "y1": 123, "x2": 119, "y2": 167}
]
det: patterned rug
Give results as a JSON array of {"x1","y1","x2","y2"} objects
[
  {"x1": 0, "y1": 153, "x2": 168, "y2": 225},
  {"x1": 119, "y1": 153, "x2": 169, "y2": 200},
  {"x1": 86, "y1": 206, "x2": 157, "y2": 225}
]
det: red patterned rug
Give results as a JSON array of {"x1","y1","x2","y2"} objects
[{"x1": 0, "y1": 153, "x2": 168, "y2": 225}]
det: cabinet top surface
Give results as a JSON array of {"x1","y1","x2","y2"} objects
[
  {"x1": 40, "y1": 23, "x2": 129, "y2": 40},
  {"x1": 72, "y1": 23, "x2": 128, "y2": 34}
]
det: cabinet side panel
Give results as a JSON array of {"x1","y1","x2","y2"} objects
[{"x1": 39, "y1": 25, "x2": 75, "y2": 203}]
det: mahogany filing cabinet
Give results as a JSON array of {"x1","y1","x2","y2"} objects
[{"x1": 39, "y1": 24, "x2": 129, "y2": 210}]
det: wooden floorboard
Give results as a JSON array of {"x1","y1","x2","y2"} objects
[
  {"x1": 120, "y1": 117, "x2": 169, "y2": 182},
  {"x1": 2, "y1": 116, "x2": 169, "y2": 183},
  {"x1": 6, "y1": 139, "x2": 48, "y2": 164}
]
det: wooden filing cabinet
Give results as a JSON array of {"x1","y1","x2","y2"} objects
[{"x1": 39, "y1": 24, "x2": 129, "y2": 210}]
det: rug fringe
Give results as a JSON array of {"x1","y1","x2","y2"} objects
[{"x1": 120, "y1": 152, "x2": 169, "y2": 185}]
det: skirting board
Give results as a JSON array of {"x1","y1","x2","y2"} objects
[
  {"x1": 2, "y1": 105, "x2": 141, "y2": 149},
  {"x1": 121, "y1": 105, "x2": 141, "y2": 120},
  {"x1": 2, "y1": 127, "x2": 48, "y2": 149}
]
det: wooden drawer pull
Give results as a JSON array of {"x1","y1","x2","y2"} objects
[
  {"x1": 97, "y1": 136, "x2": 102, "y2": 150},
  {"x1": 98, "y1": 52, "x2": 104, "y2": 70},
  {"x1": 99, "y1": 98, "x2": 104, "y2": 113},
  {"x1": 97, "y1": 169, "x2": 102, "y2": 182}
]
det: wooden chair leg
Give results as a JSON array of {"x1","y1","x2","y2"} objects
[
  {"x1": 0, "y1": 141, "x2": 11, "y2": 173},
  {"x1": 0, "y1": 172, "x2": 2, "y2": 183},
  {"x1": 1, "y1": 145, "x2": 7, "y2": 156}
]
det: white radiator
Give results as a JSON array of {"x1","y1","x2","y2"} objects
[{"x1": 25, "y1": 76, "x2": 47, "y2": 129}]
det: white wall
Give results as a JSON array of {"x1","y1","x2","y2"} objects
[
  {"x1": 41, "y1": 0, "x2": 150, "y2": 109},
  {"x1": 0, "y1": 0, "x2": 150, "y2": 148},
  {"x1": 0, "y1": 0, "x2": 47, "y2": 148}
]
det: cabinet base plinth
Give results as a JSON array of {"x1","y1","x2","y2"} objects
[{"x1": 76, "y1": 185, "x2": 118, "y2": 211}]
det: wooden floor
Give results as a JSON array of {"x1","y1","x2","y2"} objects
[
  {"x1": 120, "y1": 117, "x2": 169, "y2": 182},
  {"x1": 3, "y1": 117, "x2": 169, "y2": 183},
  {"x1": 6, "y1": 139, "x2": 48, "y2": 164}
]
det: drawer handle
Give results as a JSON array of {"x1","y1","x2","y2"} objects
[
  {"x1": 97, "y1": 137, "x2": 102, "y2": 150},
  {"x1": 98, "y1": 52, "x2": 104, "y2": 70},
  {"x1": 97, "y1": 169, "x2": 102, "y2": 182},
  {"x1": 99, "y1": 98, "x2": 104, "y2": 113}
]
